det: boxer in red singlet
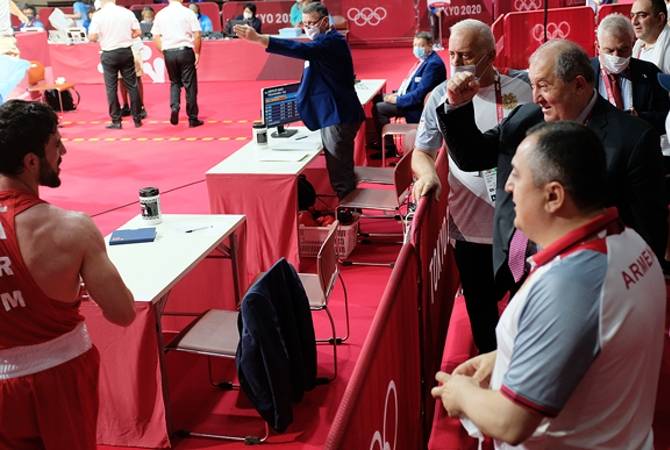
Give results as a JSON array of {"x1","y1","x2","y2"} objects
[{"x1": 0, "y1": 100, "x2": 135, "y2": 449}]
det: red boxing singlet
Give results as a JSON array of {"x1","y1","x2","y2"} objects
[{"x1": 0, "y1": 190, "x2": 83, "y2": 349}]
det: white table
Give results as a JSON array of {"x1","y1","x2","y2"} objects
[
  {"x1": 354, "y1": 79, "x2": 387, "y2": 165},
  {"x1": 356, "y1": 79, "x2": 387, "y2": 106},
  {"x1": 87, "y1": 213, "x2": 245, "y2": 447},
  {"x1": 107, "y1": 214, "x2": 246, "y2": 304},
  {"x1": 206, "y1": 128, "x2": 325, "y2": 280},
  {"x1": 206, "y1": 128, "x2": 323, "y2": 176}
]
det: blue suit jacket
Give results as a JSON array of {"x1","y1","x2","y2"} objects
[
  {"x1": 396, "y1": 51, "x2": 446, "y2": 123},
  {"x1": 267, "y1": 31, "x2": 365, "y2": 131}
]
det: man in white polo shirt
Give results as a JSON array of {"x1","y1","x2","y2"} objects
[
  {"x1": 0, "y1": 0, "x2": 27, "y2": 57},
  {"x1": 88, "y1": 0, "x2": 143, "y2": 129},
  {"x1": 431, "y1": 122, "x2": 665, "y2": 449},
  {"x1": 151, "y1": 0, "x2": 203, "y2": 128},
  {"x1": 631, "y1": 0, "x2": 670, "y2": 73}
]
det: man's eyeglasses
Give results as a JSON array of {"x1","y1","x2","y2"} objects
[{"x1": 303, "y1": 16, "x2": 325, "y2": 27}]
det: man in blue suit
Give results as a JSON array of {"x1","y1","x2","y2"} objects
[
  {"x1": 371, "y1": 31, "x2": 446, "y2": 156},
  {"x1": 235, "y1": 2, "x2": 364, "y2": 199}
]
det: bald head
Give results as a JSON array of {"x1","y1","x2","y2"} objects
[
  {"x1": 449, "y1": 19, "x2": 495, "y2": 55},
  {"x1": 448, "y1": 19, "x2": 496, "y2": 83}
]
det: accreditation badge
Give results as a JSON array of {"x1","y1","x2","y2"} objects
[{"x1": 482, "y1": 168, "x2": 497, "y2": 204}]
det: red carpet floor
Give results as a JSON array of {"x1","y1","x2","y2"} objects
[
  {"x1": 36, "y1": 48, "x2": 417, "y2": 449},
  {"x1": 35, "y1": 45, "x2": 670, "y2": 449}
]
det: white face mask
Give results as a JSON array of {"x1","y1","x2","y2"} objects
[
  {"x1": 449, "y1": 54, "x2": 490, "y2": 80},
  {"x1": 450, "y1": 64, "x2": 476, "y2": 77},
  {"x1": 243, "y1": 11, "x2": 253, "y2": 20},
  {"x1": 303, "y1": 16, "x2": 325, "y2": 40},
  {"x1": 304, "y1": 26, "x2": 320, "y2": 40},
  {"x1": 600, "y1": 52, "x2": 630, "y2": 74}
]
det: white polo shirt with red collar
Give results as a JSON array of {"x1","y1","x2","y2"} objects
[{"x1": 490, "y1": 208, "x2": 665, "y2": 450}]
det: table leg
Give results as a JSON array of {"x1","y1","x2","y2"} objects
[
  {"x1": 228, "y1": 233, "x2": 241, "y2": 305},
  {"x1": 153, "y1": 292, "x2": 175, "y2": 438},
  {"x1": 212, "y1": 234, "x2": 241, "y2": 306}
]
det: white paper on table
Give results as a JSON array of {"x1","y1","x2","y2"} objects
[
  {"x1": 49, "y1": 8, "x2": 74, "y2": 31},
  {"x1": 256, "y1": 152, "x2": 309, "y2": 162}
]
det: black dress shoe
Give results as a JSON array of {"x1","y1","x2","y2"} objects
[
  {"x1": 106, "y1": 122, "x2": 122, "y2": 129},
  {"x1": 120, "y1": 106, "x2": 131, "y2": 117},
  {"x1": 170, "y1": 110, "x2": 179, "y2": 125},
  {"x1": 134, "y1": 120, "x2": 143, "y2": 128},
  {"x1": 189, "y1": 119, "x2": 204, "y2": 128}
]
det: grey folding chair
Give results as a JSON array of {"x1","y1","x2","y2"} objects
[
  {"x1": 338, "y1": 150, "x2": 414, "y2": 267},
  {"x1": 166, "y1": 309, "x2": 270, "y2": 444},
  {"x1": 355, "y1": 132, "x2": 415, "y2": 185},
  {"x1": 297, "y1": 221, "x2": 350, "y2": 380},
  {"x1": 380, "y1": 122, "x2": 418, "y2": 167}
]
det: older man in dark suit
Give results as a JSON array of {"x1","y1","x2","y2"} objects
[
  {"x1": 415, "y1": 39, "x2": 667, "y2": 292},
  {"x1": 592, "y1": 13, "x2": 669, "y2": 133}
]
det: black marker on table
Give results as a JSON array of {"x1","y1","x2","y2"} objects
[
  {"x1": 185, "y1": 225, "x2": 213, "y2": 233},
  {"x1": 295, "y1": 135, "x2": 308, "y2": 140}
]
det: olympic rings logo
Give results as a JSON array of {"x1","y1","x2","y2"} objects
[
  {"x1": 369, "y1": 380, "x2": 398, "y2": 450},
  {"x1": 531, "y1": 21, "x2": 571, "y2": 42},
  {"x1": 513, "y1": 0, "x2": 542, "y2": 10},
  {"x1": 347, "y1": 7, "x2": 388, "y2": 27}
]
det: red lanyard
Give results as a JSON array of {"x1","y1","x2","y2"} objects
[{"x1": 494, "y1": 73, "x2": 504, "y2": 124}]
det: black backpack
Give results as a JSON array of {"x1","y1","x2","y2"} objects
[
  {"x1": 44, "y1": 88, "x2": 80, "y2": 112},
  {"x1": 297, "y1": 175, "x2": 316, "y2": 210}
]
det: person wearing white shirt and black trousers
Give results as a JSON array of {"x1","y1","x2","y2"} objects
[
  {"x1": 151, "y1": 0, "x2": 203, "y2": 127},
  {"x1": 88, "y1": 0, "x2": 143, "y2": 129}
]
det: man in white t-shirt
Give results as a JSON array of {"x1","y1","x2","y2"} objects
[
  {"x1": 0, "y1": 0, "x2": 27, "y2": 57},
  {"x1": 432, "y1": 121, "x2": 665, "y2": 449},
  {"x1": 88, "y1": 0, "x2": 143, "y2": 129},
  {"x1": 631, "y1": 0, "x2": 670, "y2": 73},
  {"x1": 151, "y1": 0, "x2": 203, "y2": 127},
  {"x1": 412, "y1": 19, "x2": 532, "y2": 353}
]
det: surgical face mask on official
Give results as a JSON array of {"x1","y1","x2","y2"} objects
[
  {"x1": 304, "y1": 26, "x2": 320, "y2": 40},
  {"x1": 243, "y1": 11, "x2": 253, "y2": 20},
  {"x1": 599, "y1": 52, "x2": 630, "y2": 75},
  {"x1": 303, "y1": 16, "x2": 325, "y2": 40},
  {"x1": 450, "y1": 55, "x2": 488, "y2": 80},
  {"x1": 413, "y1": 46, "x2": 426, "y2": 60}
]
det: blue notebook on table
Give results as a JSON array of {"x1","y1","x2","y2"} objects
[{"x1": 109, "y1": 227, "x2": 156, "y2": 245}]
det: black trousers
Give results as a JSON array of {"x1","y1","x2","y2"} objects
[
  {"x1": 453, "y1": 240, "x2": 501, "y2": 353},
  {"x1": 320, "y1": 121, "x2": 362, "y2": 199},
  {"x1": 163, "y1": 47, "x2": 199, "y2": 121},
  {"x1": 100, "y1": 47, "x2": 141, "y2": 122}
]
